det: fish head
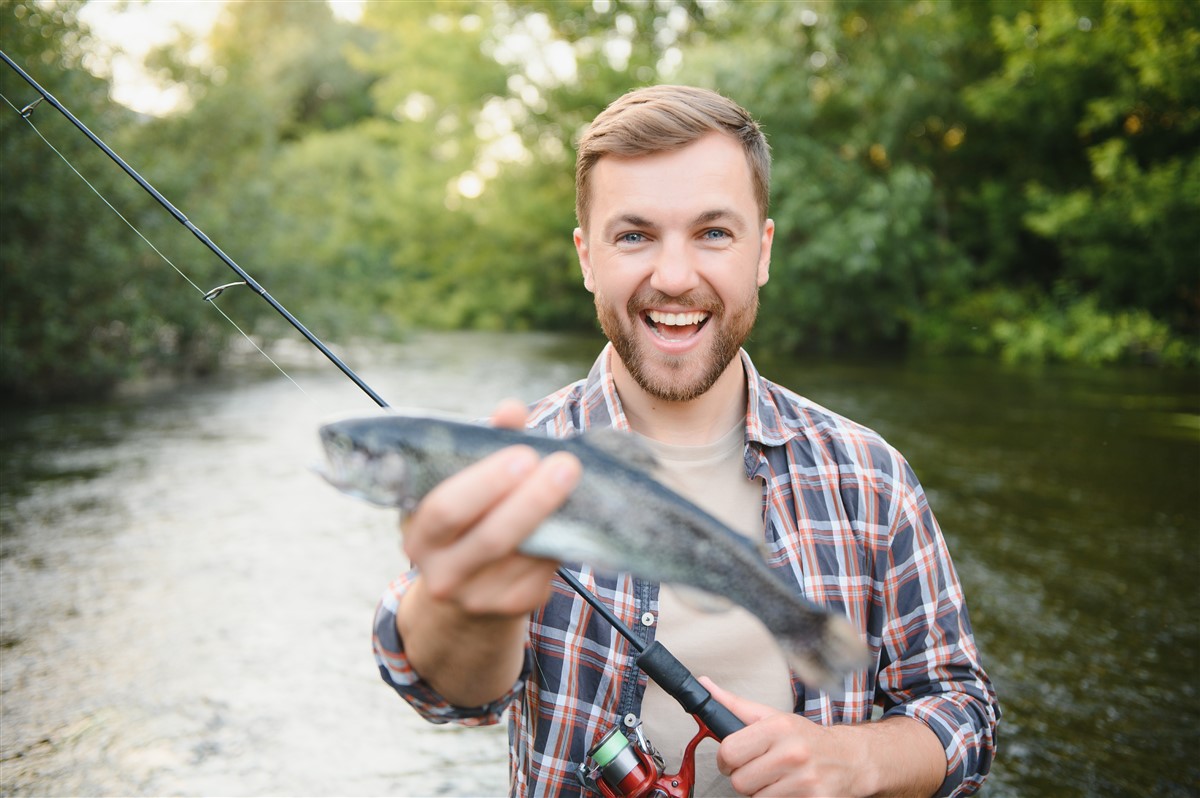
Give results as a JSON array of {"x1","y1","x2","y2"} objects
[{"x1": 316, "y1": 416, "x2": 417, "y2": 509}]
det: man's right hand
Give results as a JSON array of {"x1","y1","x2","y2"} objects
[{"x1": 394, "y1": 399, "x2": 582, "y2": 707}]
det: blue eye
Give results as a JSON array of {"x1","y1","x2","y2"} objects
[
  {"x1": 702, "y1": 229, "x2": 729, "y2": 240},
  {"x1": 618, "y1": 232, "x2": 645, "y2": 244}
]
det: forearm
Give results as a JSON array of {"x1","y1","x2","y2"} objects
[
  {"x1": 396, "y1": 575, "x2": 529, "y2": 708},
  {"x1": 832, "y1": 716, "x2": 946, "y2": 798}
]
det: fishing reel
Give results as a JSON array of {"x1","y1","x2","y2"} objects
[
  {"x1": 575, "y1": 718, "x2": 715, "y2": 798},
  {"x1": 574, "y1": 640, "x2": 745, "y2": 797}
]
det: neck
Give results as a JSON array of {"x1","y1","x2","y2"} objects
[{"x1": 611, "y1": 352, "x2": 748, "y2": 446}]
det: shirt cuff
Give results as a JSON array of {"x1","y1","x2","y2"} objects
[
  {"x1": 372, "y1": 573, "x2": 524, "y2": 726},
  {"x1": 883, "y1": 689, "x2": 998, "y2": 798}
]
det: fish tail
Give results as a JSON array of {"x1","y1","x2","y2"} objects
[{"x1": 783, "y1": 614, "x2": 872, "y2": 691}]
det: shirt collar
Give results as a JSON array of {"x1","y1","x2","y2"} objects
[
  {"x1": 578, "y1": 344, "x2": 796, "y2": 448},
  {"x1": 577, "y1": 343, "x2": 630, "y2": 433},
  {"x1": 740, "y1": 349, "x2": 796, "y2": 448}
]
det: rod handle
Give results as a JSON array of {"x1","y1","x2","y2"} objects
[{"x1": 635, "y1": 640, "x2": 746, "y2": 740}]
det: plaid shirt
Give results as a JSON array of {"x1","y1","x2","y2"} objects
[{"x1": 374, "y1": 346, "x2": 999, "y2": 797}]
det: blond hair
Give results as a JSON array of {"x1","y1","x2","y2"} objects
[{"x1": 575, "y1": 85, "x2": 771, "y2": 230}]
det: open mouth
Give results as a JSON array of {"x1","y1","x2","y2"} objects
[{"x1": 642, "y1": 309, "x2": 711, "y2": 342}]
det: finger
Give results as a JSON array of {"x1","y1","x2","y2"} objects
[
  {"x1": 702, "y1": 677, "x2": 776, "y2": 778},
  {"x1": 701, "y1": 676, "x2": 777, "y2": 726},
  {"x1": 424, "y1": 450, "x2": 582, "y2": 597},
  {"x1": 490, "y1": 398, "x2": 530, "y2": 429},
  {"x1": 403, "y1": 444, "x2": 540, "y2": 559},
  {"x1": 454, "y1": 555, "x2": 561, "y2": 617}
]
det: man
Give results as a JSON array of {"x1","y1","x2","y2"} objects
[{"x1": 373, "y1": 85, "x2": 999, "y2": 797}]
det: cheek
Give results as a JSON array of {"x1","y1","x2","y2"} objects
[
  {"x1": 590, "y1": 268, "x2": 641, "y2": 305},
  {"x1": 712, "y1": 269, "x2": 762, "y2": 307}
]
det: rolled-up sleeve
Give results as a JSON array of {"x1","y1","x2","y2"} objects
[
  {"x1": 372, "y1": 570, "x2": 526, "y2": 726},
  {"x1": 879, "y1": 463, "x2": 1000, "y2": 798}
]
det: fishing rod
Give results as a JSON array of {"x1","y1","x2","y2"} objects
[
  {"x1": 2, "y1": 49, "x2": 743, "y2": 796},
  {"x1": 0, "y1": 49, "x2": 388, "y2": 409}
]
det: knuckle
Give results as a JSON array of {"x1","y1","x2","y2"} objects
[
  {"x1": 414, "y1": 495, "x2": 465, "y2": 533},
  {"x1": 473, "y1": 522, "x2": 523, "y2": 560},
  {"x1": 423, "y1": 573, "x2": 454, "y2": 602},
  {"x1": 458, "y1": 592, "x2": 491, "y2": 616}
]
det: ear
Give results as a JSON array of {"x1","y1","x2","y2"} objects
[
  {"x1": 756, "y1": 218, "x2": 774, "y2": 287},
  {"x1": 574, "y1": 227, "x2": 595, "y2": 293}
]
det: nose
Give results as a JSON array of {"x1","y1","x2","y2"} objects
[{"x1": 648, "y1": 234, "x2": 701, "y2": 297}]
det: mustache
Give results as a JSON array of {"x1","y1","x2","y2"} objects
[{"x1": 627, "y1": 289, "x2": 722, "y2": 316}]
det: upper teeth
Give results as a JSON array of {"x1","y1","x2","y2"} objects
[{"x1": 647, "y1": 310, "x2": 707, "y2": 326}]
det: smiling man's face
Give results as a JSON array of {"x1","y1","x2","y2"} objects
[{"x1": 574, "y1": 132, "x2": 774, "y2": 403}]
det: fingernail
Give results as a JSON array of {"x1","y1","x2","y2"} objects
[
  {"x1": 549, "y1": 454, "x2": 581, "y2": 487},
  {"x1": 506, "y1": 446, "x2": 538, "y2": 476}
]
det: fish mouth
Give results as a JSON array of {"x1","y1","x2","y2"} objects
[
  {"x1": 314, "y1": 431, "x2": 411, "y2": 508},
  {"x1": 641, "y1": 308, "x2": 711, "y2": 344},
  {"x1": 311, "y1": 460, "x2": 356, "y2": 496}
]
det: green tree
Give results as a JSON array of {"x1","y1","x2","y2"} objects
[
  {"x1": 964, "y1": 0, "x2": 1199, "y2": 343},
  {"x1": 670, "y1": 0, "x2": 1197, "y2": 364},
  {"x1": 0, "y1": 0, "x2": 223, "y2": 401},
  {"x1": 263, "y1": 0, "x2": 518, "y2": 335},
  {"x1": 10, "y1": 0, "x2": 1192, "y2": 402},
  {"x1": 671, "y1": 1, "x2": 974, "y2": 352},
  {"x1": 119, "y1": 0, "x2": 381, "y2": 343}
]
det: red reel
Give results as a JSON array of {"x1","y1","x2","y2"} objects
[{"x1": 578, "y1": 719, "x2": 718, "y2": 798}]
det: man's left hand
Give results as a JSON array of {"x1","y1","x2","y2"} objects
[{"x1": 703, "y1": 677, "x2": 860, "y2": 797}]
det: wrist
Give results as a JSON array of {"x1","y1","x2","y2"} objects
[
  {"x1": 826, "y1": 716, "x2": 945, "y2": 798},
  {"x1": 397, "y1": 577, "x2": 530, "y2": 706},
  {"x1": 825, "y1": 722, "x2": 880, "y2": 797}
]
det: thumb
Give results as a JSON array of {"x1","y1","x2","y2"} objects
[
  {"x1": 490, "y1": 398, "x2": 531, "y2": 429},
  {"x1": 700, "y1": 676, "x2": 776, "y2": 726}
]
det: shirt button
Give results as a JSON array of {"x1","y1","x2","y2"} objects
[
  {"x1": 623, "y1": 713, "x2": 638, "y2": 728},
  {"x1": 640, "y1": 612, "x2": 655, "y2": 627}
]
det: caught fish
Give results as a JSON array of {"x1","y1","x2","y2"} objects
[{"x1": 318, "y1": 412, "x2": 871, "y2": 689}]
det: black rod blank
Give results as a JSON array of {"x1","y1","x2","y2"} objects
[{"x1": 0, "y1": 48, "x2": 388, "y2": 409}]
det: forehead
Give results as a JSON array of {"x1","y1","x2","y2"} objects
[{"x1": 586, "y1": 132, "x2": 757, "y2": 230}]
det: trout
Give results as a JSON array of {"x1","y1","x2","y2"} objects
[{"x1": 318, "y1": 412, "x2": 871, "y2": 689}]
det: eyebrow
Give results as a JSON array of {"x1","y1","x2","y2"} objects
[
  {"x1": 692, "y1": 208, "x2": 748, "y2": 229},
  {"x1": 603, "y1": 214, "x2": 658, "y2": 238},
  {"x1": 602, "y1": 208, "x2": 749, "y2": 239}
]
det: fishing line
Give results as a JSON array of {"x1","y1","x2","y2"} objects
[
  {"x1": 0, "y1": 89, "x2": 318, "y2": 405},
  {"x1": 0, "y1": 48, "x2": 388, "y2": 409}
]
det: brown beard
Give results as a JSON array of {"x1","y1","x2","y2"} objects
[{"x1": 596, "y1": 288, "x2": 759, "y2": 403}]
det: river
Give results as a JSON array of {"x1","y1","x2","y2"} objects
[{"x1": 1, "y1": 331, "x2": 1196, "y2": 797}]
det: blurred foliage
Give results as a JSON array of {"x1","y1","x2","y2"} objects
[
  {"x1": 0, "y1": 0, "x2": 224, "y2": 402},
  {"x1": 1, "y1": 0, "x2": 1196, "y2": 401},
  {"x1": 958, "y1": 0, "x2": 1200, "y2": 360}
]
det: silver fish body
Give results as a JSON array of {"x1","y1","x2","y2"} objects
[{"x1": 318, "y1": 412, "x2": 870, "y2": 689}]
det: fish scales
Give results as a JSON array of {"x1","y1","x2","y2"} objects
[{"x1": 318, "y1": 412, "x2": 871, "y2": 689}]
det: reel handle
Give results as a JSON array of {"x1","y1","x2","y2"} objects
[{"x1": 635, "y1": 641, "x2": 746, "y2": 739}]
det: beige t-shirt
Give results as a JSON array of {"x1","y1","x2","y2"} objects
[{"x1": 636, "y1": 423, "x2": 794, "y2": 797}]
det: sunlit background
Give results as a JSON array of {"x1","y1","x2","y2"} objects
[
  {"x1": 78, "y1": 0, "x2": 235, "y2": 116},
  {"x1": 1, "y1": 1, "x2": 1197, "y2": 796}
]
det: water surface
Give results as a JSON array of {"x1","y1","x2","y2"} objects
[{"x1": 1, "y1": 331, "x2": 1196, "y2": 796}]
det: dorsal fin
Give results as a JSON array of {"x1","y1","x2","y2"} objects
[{"x1": 580, "y1": 428, "x2": 660, "y2": 472}]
